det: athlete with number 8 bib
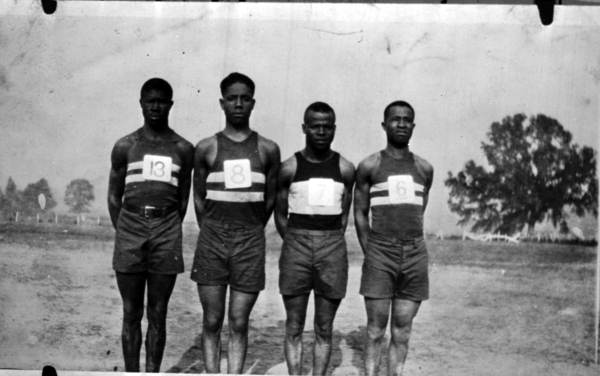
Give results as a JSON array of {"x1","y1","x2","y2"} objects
[
  {"x1": 354, "y1": 101, "x2": 434, "y2": 376},
  {"x1": 191, "y1": 72, "x2": 281, "y2": 374},
  {"x1": 275, "y1": 102, "x2": 355, "y2": 375},
  {"x1": 108, "y1": 78, "x2": 194, "y2": 372}
]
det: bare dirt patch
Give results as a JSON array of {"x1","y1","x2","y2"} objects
[{"x1": 0, "y1": 225, "x2": 598, "y2": 375}]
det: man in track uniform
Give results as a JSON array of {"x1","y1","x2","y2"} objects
[
  {"x1": 108, "y1": 78, "x2": 194, "y2": 372},
  {"x1": 354, "y1": 100, "x2": 433, "y2": 376},
  {"x1": 191, "y1": 72, "x2": 281, "y2": 374},
  {"x1": 275, "y1": 102, "x2": 355, "y2": 375}
]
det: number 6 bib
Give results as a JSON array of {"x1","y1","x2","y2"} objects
[
  {"x1": 142, "y1": 154, "x2": 173, "y2": 182},
  {"x1": 223, "y1": 159, "x2": 252, "y2": 189},
  {"x1": 388, "y1": 175, "x2": 416, "y2": 204}
]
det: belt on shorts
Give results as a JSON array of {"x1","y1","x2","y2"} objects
[{"x1": 122, "y1": 203, "x2": 178, "y2": 219}]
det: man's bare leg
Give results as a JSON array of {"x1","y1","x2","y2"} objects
[
  {"x1": 313, "y1": 295, "x2": 341, "y2": 376},
  {"x1": 116, "y1": 272, "x2": 146, "y2": 372},
  {"x1": 282, "y1": 294, "x2": 310, "y2": 375},
  {"x1": 364, "y1": 297, "x2": 391, "y2": 376},
  {"x1": 145, "y1": 273, "x2": 177, "y2": 372},
  {"x1": 197, "y1": 285, "x2": 227, "y2": 373},
  {"x1": 227, "y1": 289, "x2": 259, "y2": 374},
  {"x1": 388, "y1": 299, "x2": 420, "y2": 376}
]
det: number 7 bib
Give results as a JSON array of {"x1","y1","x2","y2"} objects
[
  {"x1": 308, "y1": 178, "x2": 335, "y2": 206},
  {"x1": 388, "y1": 175, "x2": 415, "y2": 204},
  {"x1": 142, "y1": 155, "x2": 172, "y2": 182},
  {"x1": 223, "y1": 159, "x2": 252, "y2": 188}
]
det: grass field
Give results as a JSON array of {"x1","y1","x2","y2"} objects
[{"x1": 0, "y1": 222, "x2": 598, "y2": 375}]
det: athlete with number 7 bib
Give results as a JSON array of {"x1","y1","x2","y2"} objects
[
  {"x1": 275, "y1": 102, "x2": 355, "y2": 375},
  {"x1": 108, "y1": 78, "x2": 194, "y2": 372},
  {"x1": 191, "y1": 72, "x2": 281, "y2": 374},
  {"x1": 354, "y1": 101, "x2": 433, "y2": 376}
]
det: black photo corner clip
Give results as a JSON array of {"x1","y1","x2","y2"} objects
[{"x1": 41, "y1": 0, "x2": 57, "y2": 15}]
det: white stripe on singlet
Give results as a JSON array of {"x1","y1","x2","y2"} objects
[
  {"x1": 127, "y1": 161, "x2": 181, "y2": 173},
  {"x1": 370, "y1": 195, "x2": 423, "y2": 207},
  {"x1": 206, "y1": 190, "x2": 264, "y2": 202},
  {"x1": 288, "y1": 180, "x2": 344, "y2": 215},
  {"x1": 369, "y1": 181, "x2": 424, "y2": 193},
  {"x1": 206, "y1": 171, "x2": 266, "y2": 184},
  {"x1": 125, "y1": 174, "x2": 179, "y2": 187}
]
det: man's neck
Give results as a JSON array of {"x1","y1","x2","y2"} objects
[
  {"x1": 384, "y1": 143, "x2": 411, "y2": 159},
  {"x1": 142, "y1": 122, "x2": 170, "y2": 140},
  {"x1": 222, "y1": 122, "x2": 252, "y2": 142},
  {"x1": 302, "y1": 147, "x2": 333, "y2": 163}
]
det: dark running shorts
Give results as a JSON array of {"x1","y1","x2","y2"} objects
[
  {"x1": 191, "y1": 218, "x2": 266, "y2": 293},
  {"x1": 112, "y1": 207, "x2": 183, "y2": 274},
  {"x1": 279, "y1": 228, "x2": 348, "y2": 300},
  {"x1": 359, "y1": 232, "x2": 429, "y2": 301}
]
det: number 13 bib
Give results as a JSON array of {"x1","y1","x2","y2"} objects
[
  {"x1": 142, "y1": 154, "x2": 173, "y2": 182},
  {"x1": 388, "y1": 175, "x2": 415, "y2": 204}
]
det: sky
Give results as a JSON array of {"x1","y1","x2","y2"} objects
[{"x1": 0, "y1": 1, "x2": 598, "y2": 235}]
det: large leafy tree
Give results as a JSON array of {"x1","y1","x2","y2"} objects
[
  {"x1": 22, "y1": 178, "x2": 57, "y2": 214},
  {"x1": 64, "y1": 178, "x2": 95, "y2": 213},
  {"x1": 445, "y1": 113, "x2": 597, "y2": 234}
]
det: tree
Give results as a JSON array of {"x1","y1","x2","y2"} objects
[
  {"x1": 22, "y1": 178, "x2": 57, "y2": 214},
  {"x1": 445, "y1": 113, "x2": 597, "y2": 234},
  {"x1": 3, "y1": 177, "x2": 23, "y2": 216},
  {"x1": 64, "y1": 179, "x2": 95, "y2": 213}
]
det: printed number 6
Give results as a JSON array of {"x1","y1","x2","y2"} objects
[{"x1": 396, "y1": 182, "x2": 407, "y2": 197}]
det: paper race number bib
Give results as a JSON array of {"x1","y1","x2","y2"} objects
[
  {"x1": 308, "y1": 178, "x2": 335, "y2": 206},
  {"x1": 224, "y1": 159, "x2": 252, "y2": 188},
  {"x1": 388, "y1": 175, "x2": 416, "y2": 204},
  {"x1": 142, "y1": 155, "x2": 172, "y2": 182}
]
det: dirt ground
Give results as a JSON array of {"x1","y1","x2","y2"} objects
[{"x1": 0, "y1": 223, "x2": 598, "y2": 375}]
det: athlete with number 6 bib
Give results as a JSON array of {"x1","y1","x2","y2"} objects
[
  {"x1": 108, "y1": 78, "x2": 194, "y2": 372},
  {"x1": 191, "y1": 72, "x2": 280, "y2": 374},
  {"x1": 275, "y1": 102, "x2": 355, "y2": 375},
  {"x1": 354, "y1": 101, "x2": 433, "y2": 376}
]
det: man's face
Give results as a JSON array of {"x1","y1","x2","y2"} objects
[
  {"x1": 140, "y1": 89, "x2": 173, "y2": 126},
  {"x1": 382, "y1": 105, "x2": 415, "y2": 146},
  {"x1": 219, "y1": 82, "x2": 255, "y2": 125},
  {"x1": 302, "y1": 111, "x2": 336, "y2": 152}
]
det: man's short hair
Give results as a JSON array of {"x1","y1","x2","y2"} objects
[
  {"x1": 384, "y1": 100, "x2": 415, "y2": 121},
  {"x1": 220, "y1": 72, "x2": 255, "y2": 96},
  {"x1": 140, "y1": 78, "x2": 173, "y2": 100},
  {"x1": 304, "y1": 101, "x2": 336, "y2": 124}
]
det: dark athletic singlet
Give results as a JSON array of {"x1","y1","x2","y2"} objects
[
  {"x1": 122, "y1": 128, "x2": 183, "y2": 208},
  {"x1": 204, "y1": 131, "x2": 266, "y2": 226},
  {"x1": 288, "y1": 152, "x2": 345, "y2": 230},
  {"x1": 369, "y1": 150, "x2": 429, "y2": 239}
]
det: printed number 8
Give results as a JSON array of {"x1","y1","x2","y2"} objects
[
  {"x1": 151, "y1": 161, "x2": 165, "y2": 177},
  {"x1": 230, "y1": 164, "x2": 246, "y2": 184}
]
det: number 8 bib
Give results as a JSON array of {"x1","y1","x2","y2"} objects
[
  {"x1": 142, "y1": 155, "x2": 173, "y2": 182},
  {"x1": 223, "y1": 159, "x2": 252, "y2": 188},
  {"x1": 388, "y1": 175, "x2": 415, "y2": 204}
]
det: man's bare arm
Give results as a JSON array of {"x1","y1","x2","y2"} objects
[
  {"x1": 262, "y1": 139, "x2": 281, "y2": 226},
  {"x1": 107, "y1": 139, "x2": 129, "y2": 229},
  {"x1": 339, "y1": 156, "x2": 356, "y2": 232},
  {"x1": 353, "y1": 157, "x2": 374, "y2": 254},
  {"x1": 274, "y1": 157, "x2": 295, "y2": 239},
  {"x1": 192, "y1": 138, "x2": 213, "y2": 229},
  {"x1": 177, "y1": 140, "x2": 195, "y2": 221}
]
